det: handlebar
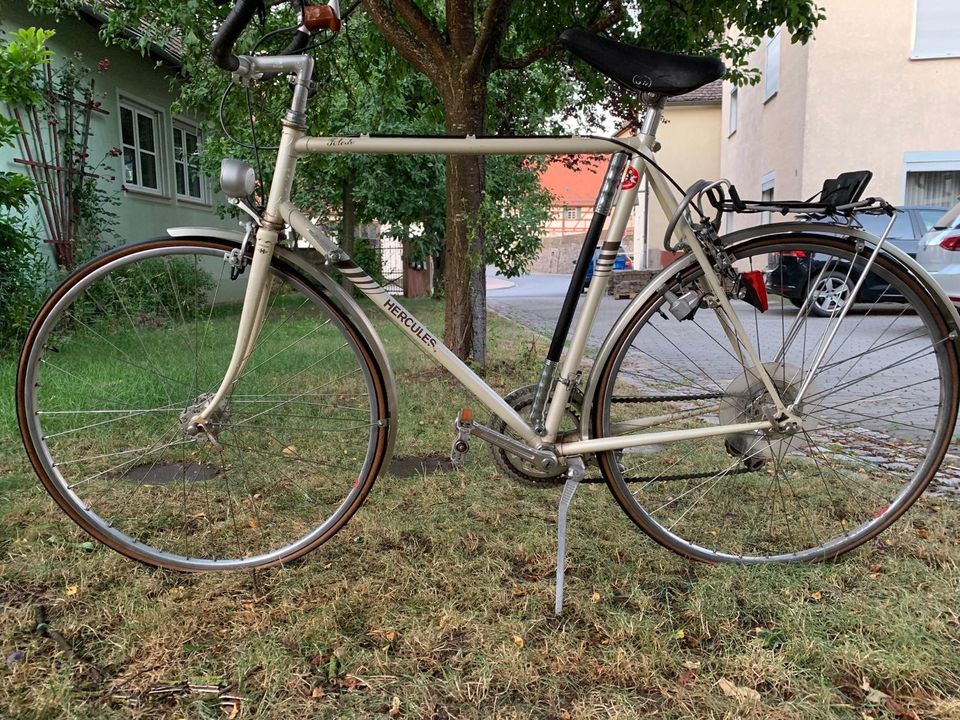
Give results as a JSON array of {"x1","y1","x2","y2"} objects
[
  {"x1": 211, "y1": 0, "x2": 340, "y2": 72},
  {"x1": 211, "y1": 0, "x2": 262, "y2": 71}
]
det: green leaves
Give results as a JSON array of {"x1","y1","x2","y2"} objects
[{"x1": 0, "y1": 26, "x2": 54, "y2": 106}]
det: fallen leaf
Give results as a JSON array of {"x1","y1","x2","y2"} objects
[
  {"x1": 282, "y1": 445, "x2": 298, "y2": 456},
  {"x1": 674, "y1": 629, "x2": 685, "y2": 640},
  {"x1": 591, "y1": 591, "x2": 601, "y2": 603},
  {"x1": 811, "y1": 591, "x2": 823, "y2": 601},
  {"x1": 311, "y1": 686, "x2": 325, "y2": 699},
  {"x1": 861, "y1": 677, "x2": 889, "y2": 704},
  {"x1": 679, "y1": 670, "x2": 697, "y2": 687},
  {"x1": 683, "y1": 660, "x2": 701, "y2": 670},
  {"x1": 66, "y1": 584, "x2": 79, "y2": 596},
  {"x1": 226, "y1": 701, "x2": 240, "y2": 719},
  {"x1": 915, "y1": 528, "x2": 929, "y2": 539},
  {"x1": 388, "y1": 696, "x2": 401, "y2": 717},
  {"x1": 883, "y1": 697, "x2": 919, "y2": 720},
  {"x1": 512, "y1": 636, "x2": 524, "y2": 648},
  {"x1": 718, "y1": 678, "x2": 761, "y2": 703},
  {"x1": 248, "y1": 519, "x2": 258, "y2": 528},
  {"x1": 385, "y1": 630, "x2": 397, "y2": 642}
]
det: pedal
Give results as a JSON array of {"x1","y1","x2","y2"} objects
[{"x1": 450, "y1": 408, "x2": 474, "y2": 467}]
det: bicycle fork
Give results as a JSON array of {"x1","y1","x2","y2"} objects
[{"x1": 184, "y1": 225, "x2": 281, "y2": 437}]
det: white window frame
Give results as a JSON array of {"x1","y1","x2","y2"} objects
[
  {"x1": 118, "y1": 97, "x2": 163, "y2": 196},
  {"x1": 902, "y1": 151, "x2": 960, "y2": 206},
  {"x1": 760, "y1": 171, "x2": 776, "y2": 224},
  {"x1": 912, "y1": 0, "x2": 960, "y2": 59},
  {"x1": 172, "y1": 121, "x2": 210, "y2": 204},
  {"x1": 763, "y1": 27, "x2": 781, "y2": 102},
  {"x1": 728, "y1": 86, "x2": 738, "y2": 136}
]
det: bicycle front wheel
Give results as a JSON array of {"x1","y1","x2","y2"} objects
[
  {"x1": 17, "y1": 237, "x2": 392, "y2": 570},
  {"x1": 592, "y1": 234, "x2": 959, "y2": 563}
]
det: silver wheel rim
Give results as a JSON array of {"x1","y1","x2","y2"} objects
[
  {"x1": 597, "y1": 238, "x2": 955, "y2": 563},
  {"x1": 22, "y1": 242, "x2": 383, "y2": 570}
]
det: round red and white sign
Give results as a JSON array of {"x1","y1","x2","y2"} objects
[{"x1": 621, "y1": 166, "x2": 639, "y2": 190}]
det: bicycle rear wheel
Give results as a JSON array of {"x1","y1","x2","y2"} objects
[
  {"x1": 591, "y1": 234, "x2": 959, "y2": 563},
  {"x1": 17, "y1": 237, "x2": 392, "y2": 570}
]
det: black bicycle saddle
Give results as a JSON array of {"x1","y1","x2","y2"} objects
[{"x1": 560, "y1": 28, "x2": 725, "y2": 96}]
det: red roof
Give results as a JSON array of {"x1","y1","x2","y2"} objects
[{"x1": 540, "y1": 158, "x2": 605, "y2": 207}]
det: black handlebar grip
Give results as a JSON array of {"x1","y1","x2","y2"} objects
[{"x1": 211, "y1": 0, "x2": 261, "y2": 71}]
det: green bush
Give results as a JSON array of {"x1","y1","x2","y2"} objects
[
  {"x1": 0, "y1": 226, "x2": 49, "y2": 354},
  {"x1": 71, "y1": 256, "x2": 214, "y2": 331}
]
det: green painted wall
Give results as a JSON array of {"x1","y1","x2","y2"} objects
[{"x1": 0, "y1": 2, "x2": 240, "y2": 254}]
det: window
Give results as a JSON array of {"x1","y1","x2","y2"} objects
[
  {"x1": 728, "y1": 86, "x2": 738, "y2": 136},
  {"x1": 904, "y1": 152, "x2": 960, "y2": 208},
  {"x1": 173, "y1": 123, "x2": 208, "y2": 202},
  {"x1": 856, "y1": 212, "x2": 913, "y2": 240},
  {"x1": 119, "y1": 100, "x2": 161, "y2": 193},
  {"x1": 906, "y1": 170, "x2": 960, "y2": 207},
  {"x1": 913, "y1": 0, "x2": 960, "y2": 59},
  {"x1": 764, "y1": 28, "x2": 781, "y2": 101},
  {"x1": 564, "y1": 206, "x2": 581, "y2": 220},
  {"x1": 760, "y1": 172, "x2": 775, "y2": 224}
]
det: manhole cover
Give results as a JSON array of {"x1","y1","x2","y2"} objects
[
  {"x1": 388, "y1": 454, "x2": 456, "y2": 478},
  {"x1": 121, "y1": 462, "x2": 221, "y2": 485}
]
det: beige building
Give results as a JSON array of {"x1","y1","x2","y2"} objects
[
  {"x1": 636, "y1": 81, "x2": 721, "y2": 267},
  {"x1": 721, "y1": 0, "x2": 960, "y2": 232}
]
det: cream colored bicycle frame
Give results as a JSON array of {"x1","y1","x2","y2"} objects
[{"x1": 197, "y1": 55, "x2": 784, "y2": 457}]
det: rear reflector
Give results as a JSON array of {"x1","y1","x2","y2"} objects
[
  {"x1": 740, "y1": 270, "x2": 768, "y2": 312},
  {"x1": 781, "y1": 250, "x2": 807, "y2": 258}
]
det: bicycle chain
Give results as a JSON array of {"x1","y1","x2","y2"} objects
[{"x1": 611, "y1": 393, "x2": 723, "y2": 404}]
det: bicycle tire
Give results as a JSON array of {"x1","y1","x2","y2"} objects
[
  {"x1": 17, "y1": 237, "x2": 392, "y2": 571},
  {"x1": 591, "y1": 234, "x2": 959, "y2": 563}
]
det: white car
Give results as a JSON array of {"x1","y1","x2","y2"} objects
[{"x1": 917, "y1": 201, "x2": 960, "y2": 305}]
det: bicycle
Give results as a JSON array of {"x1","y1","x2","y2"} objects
[{"x1": 16, "y1": 0, "x2": 960, "y2": 612}]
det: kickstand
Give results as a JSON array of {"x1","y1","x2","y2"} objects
[{"x1": 554, "y1": 456, "x2": 586, "y2": 615}]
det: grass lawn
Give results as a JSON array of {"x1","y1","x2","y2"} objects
[{"x1": 2, "y1": 297, "x2": 959, "y2": 719}]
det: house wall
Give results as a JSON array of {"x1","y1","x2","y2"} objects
[
  {"x1": 643, "y1": 102, "x2": 721, "y2": 264},
  {"x1": 720, "y1": 34, "x2": 809, "y2": 233},
  {"x1": 0, "y1": 3, "x2": 236, "y2": 259},
  {"x1": 801, "y1": 0, "x2": 960, "y2": 203},
  {"x1": 721, "y1": 0, "x2": 960, "y2": 224}
]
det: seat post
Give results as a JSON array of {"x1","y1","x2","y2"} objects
[{"x1": 637, "y1": 94, "x2": 665, "y2": 141}]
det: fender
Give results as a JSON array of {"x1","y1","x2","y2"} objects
[
  {"x1": 579, "y1": 221, "x2": 960, "y2": 442},
  {"x1": 165, "y1": 225, "x2": 398, "y2": 465}
]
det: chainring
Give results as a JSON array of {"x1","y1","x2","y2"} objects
[{"x1": 488, "y1": 384, "x2": 583, "y2": 485}]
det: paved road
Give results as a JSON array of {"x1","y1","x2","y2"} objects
[{"x1": 487, "y1": 271, "x2": 946, "y2": 437}]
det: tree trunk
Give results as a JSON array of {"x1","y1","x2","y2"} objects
[
  {"x1": 340, "y1": 173, "x2": 356, "y2": 293},
  {"x1": 442, "y1": 76, "x2": 487, "y2": 364}
]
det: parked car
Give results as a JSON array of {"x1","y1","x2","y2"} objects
[
  {"x1": 582, "y1": 246, "x2": 632, "y2": 288},
  {"x1": 916, "y1": 201, "x2": 960, "y2": 305},
  {"x1": 765, "y1": 205, "x2": 946, "y2": 316}
]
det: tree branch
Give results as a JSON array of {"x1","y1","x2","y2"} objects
[
  {"x1": 446, "y1": 0, "x2": 475, "y2": 58},
  {"x1": 390, "y1": 0, "x2": 450, "y2": 65},
  {"x1": 494, "y1": 0, "x2": 624, "y2": 71},
  {"x1": 361, "y1": 0, "x2": 443, "y2": 83},
  {"x1": 468, "y1": 0, "x2": 514, "y2": 75}
]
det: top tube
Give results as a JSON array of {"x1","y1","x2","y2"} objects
[{"x1": 293, "y1": 134, "x2": 643, "y2": 156}]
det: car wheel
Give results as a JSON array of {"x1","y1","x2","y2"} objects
[{"x1": 808, "y1": 272, "x2": 853, "y2": 317}]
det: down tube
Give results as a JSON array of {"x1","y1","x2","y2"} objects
[{"x1": 283, "y1": 206, "x2": 541, "y2": 447}]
